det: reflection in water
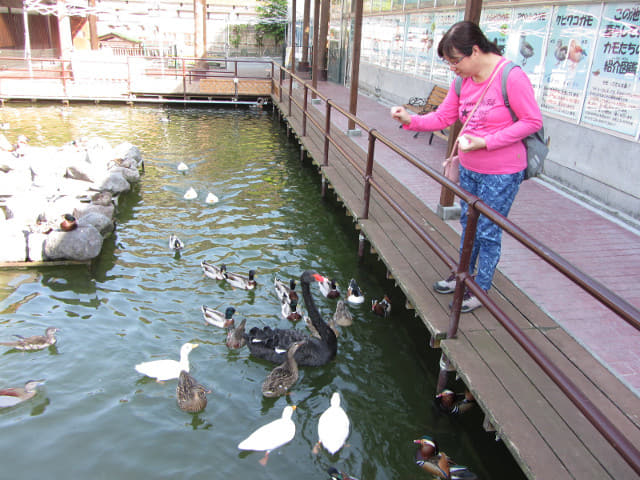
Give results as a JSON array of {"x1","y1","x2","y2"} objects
[{"x1": 0, "y1": 104, "x2": 525, "y2": 479}]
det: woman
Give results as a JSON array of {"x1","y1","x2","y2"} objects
[{"x1": 390, "y1": 21, "x2": 542, "y2": 313}]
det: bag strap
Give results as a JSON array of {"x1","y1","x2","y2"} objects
[{"x1": 501, "y1": 62, "x2": 518, "y2": 122}]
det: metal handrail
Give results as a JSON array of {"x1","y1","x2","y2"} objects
[{"x1": 273, "y1": 62, "x2": 640, "y2": 475}]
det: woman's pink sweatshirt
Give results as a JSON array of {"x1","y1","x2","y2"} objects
[{"x1": 404, "y1": 60, "x2": 543, "y2": 174}]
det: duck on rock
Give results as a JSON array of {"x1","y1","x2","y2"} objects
[{"x1": 244, "y1": 270, "x2": 338, "y2": 366}]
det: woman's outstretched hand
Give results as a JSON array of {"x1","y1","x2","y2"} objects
[{"x1": 390, "y1": 106, "x2": 411, "y2": 125}]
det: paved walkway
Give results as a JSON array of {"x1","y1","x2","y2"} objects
[{"x1": 308, "y1": 80, "x2": 640, "y2": 396}]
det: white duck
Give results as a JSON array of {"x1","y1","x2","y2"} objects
[
  {"x1": 238, "y1": 405, "x2": 297, "y2": 466},
  {"x1": 314, "y1": 392, "x2": 350, "y2": 455},
  {"x1": 135, "y1": 342, "x2": 198, "y2": 382},
  {"x1": 346, "y1": 279, "x2": 365, "y2": 305},
  {"x1": 169, "y1": 234, "x2": 184, "y2": 251},
  {"x1": 177, "y1": 162, "x2": 189, "y2": 172},
  {"x1": 183, "y1": 187, "x2": 197, "y2": 200},
  {"x1": 205, "y1": 192, "x2": 219, "y2": 204}
]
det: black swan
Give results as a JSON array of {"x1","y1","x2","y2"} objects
[{"x1": 244, "y1": 270, "x2": 337, "y2": 366}]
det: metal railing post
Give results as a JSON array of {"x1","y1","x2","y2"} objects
[
  {"x1": 447, "y1": 200, "x2": 480, "y2": 338},
  {"x1": 361, "y1": 129, "x2": 376, "y2": 220},
  {"x1": 302, "y1": 84, "x2": 308, "y2": 137},
  {"x1": 323, "y1": 100, "x2": 332, "y2": 166}
]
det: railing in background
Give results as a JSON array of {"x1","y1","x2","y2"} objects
[
  {"x1": 0, "y1": 55, "x2": 273, "y2": 103},
  {"x1": 272, "y1": 63, "x2": 640, "y2": 476}
]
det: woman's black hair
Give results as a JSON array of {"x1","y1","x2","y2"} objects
[{"x1": 437, "y1": 21, "x2": 502, "y2": 59}]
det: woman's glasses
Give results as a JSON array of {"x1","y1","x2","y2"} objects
[{"x1": 443, "y1": 56, "x2": 467, "y2": 67}]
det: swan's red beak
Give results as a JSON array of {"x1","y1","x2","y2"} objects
[{"x1": 312, "y1": 273, "x2": 325, "y2": 282}]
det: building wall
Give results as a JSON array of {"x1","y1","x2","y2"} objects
[{"x1": 346, "y1": 3, "x2": 640, "y2": 220}]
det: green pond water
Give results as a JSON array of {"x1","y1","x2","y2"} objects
[{"x1": 0, "y1": 104, "x2": 526, "y2": 479}]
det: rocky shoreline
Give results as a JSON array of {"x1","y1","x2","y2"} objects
[{"x1": 0, "y1": 137, "x2": 143, "y2": 263}]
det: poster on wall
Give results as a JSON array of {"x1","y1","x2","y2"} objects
[
  {"x1": 540, "y1": 4, "x2": 601, "y2": 120},
  {"x1": 404, "y1": 13, "x2": 435, "y2": 77},
  {"x1": 504, "y1": 7, "x2": 552, "y2": 95},
  {"x1": 432, "y1": 10, "x2": 462, "y2": 84},
  {"x1": 581, "y1": 3, "x2": 640, "y2": 136},
  {"x1": 387, "y1": 15, "x2": 406, "y2": 72},
  {"x1": 480, "y1": 8, "x2": 512, "y2": 55}
]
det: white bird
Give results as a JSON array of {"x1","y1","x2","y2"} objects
[
  {"x1": 205, "y1": 192, "x2": 219, "y2": 204},
  {"x1": 314, "y1": 392, "x2": 350, "y2": 455},
  {"x1": 169, "y1": 234, "x2": 184, "y2": 251},
  {"x1": 177, "y1": 162, "x2": 189, "y2": 172},
  {"x1": 238, "y1": 405, "x2": 297, "y2": 466},
  {"x1": 318, "y1": 275, "x2": 340, "y2": 299},
  {"x1": 183, "y1": 187, "x2": 197, "y2": 200},
  {"x1": 346, "y1": 279, "x2": 365, "y2": 305},
  {"x1": 135, "y1": 342, "x2": 198, "y2": 382}
]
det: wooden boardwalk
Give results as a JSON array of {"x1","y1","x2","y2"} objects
[{"x1": 272, "y1": 81, "x2": 640, "y2": 479}]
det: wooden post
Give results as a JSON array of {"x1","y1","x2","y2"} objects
[
  {"x1": 347, "y1": 0, "x2": 363, "y2": 132},
  {"x1": 88, "y1": 0, "x2": 99, "y2": 50},
  {"x1": 291, "y1": 0, "x2": 297, "y2": 73},
  {"x1": 311, "y1": 0, "x2": 320, "y2": 97},
  {"x1": 437, "y1": 0, "x2": 483, "y2": 217},
  {"x1": 318, "y1": 0, "x2": 330, "y2": 80},
  {"x1": 300, "y1": 0, "x2": 311, "y2": 70}
]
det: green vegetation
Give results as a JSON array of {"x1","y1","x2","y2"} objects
[{"x1": 256, "y1": 0, "x2": 287, "y2": 48}]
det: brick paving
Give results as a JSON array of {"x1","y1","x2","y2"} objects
[{"x1": 309, "y1": 80, "x2": 640, "y2": 395}]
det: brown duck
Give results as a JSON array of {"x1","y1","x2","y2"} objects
[
  {"x1": 0, "y1": 327, "x2": 59, "y2": 351},
  {"x1": 0, "y1": 380, "x2": 45, "y2": 408},
  {"x1": 261, "y1": 341, "x2": 305, "y2": 398},
  {"x1": 176, "y1": 370, "x2": 210, "y2": 412}
]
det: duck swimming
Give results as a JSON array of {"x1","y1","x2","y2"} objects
[
  {"x1": 314, "y1": 392, "x2": 350, "y2": 455},
  {"x1": 244, "y1": 270, "x2": 338, "y2": 366},
  {"x1": 346, "y1": 279, "x2": 365, "y2": 305},
  {"x1": 226, "y1": 318, "x2": 247, "y2": 349},
  {"x1": 201, "y1": 260, "x2": 226, "y2": 280},
  {"x1": 205, "y1": 192, "x2": 219, "y2": 204},
  {"x1": 414, "y1": 436, "x2": 477, "y2": 480},
  {"x1": 238, "y1": 405, "x2": 297, "y2": 466},
  {"x1": 224, "y1": 268, "x2": 257, "y2": 290},
  {"x1": 135, "y1": 342, "x2": 198, "y2": 382},
  {"x1": 183, "y1": 187, "x2": 197, "y2": 199},
  {"x1": 176, "y1": 370, "x2": 210, "y2": 412},
  {"x1": 318, "y1": 276, "x2": 340, "y2": 299},
  {"x1": 169, "y1": 234, "x2": 184, "y2": 251},
  {"x1": 281, "y1": 297, "x2": 303, "y2": 323},
  {"x1": 435, "y1": 389, "x2": 476, "y2": 416},
  {"x1": 261, "y1": 341, "x2": 305, "y2": 398},
  {"x1": 0, "y1": 326, "x2": 59, "y2": 351},
  {"x1": 202, "y1": 305, "x2": 236, "y2": 328},
  {"x1": 327, "y1": 467, "x2": 360, "y2": 480},
  {"x1": 0, "y1": 379, "x2": 45, "y2": 408},
  {"x1": 371, "y1": 295, "x2": 391, "y2": 318},
  {"x1": 333, "y1": 300, "x2": 353, "y2": 327},
  {"x1": 274, "y1": 277, "x2": 299, "y2": 303}
]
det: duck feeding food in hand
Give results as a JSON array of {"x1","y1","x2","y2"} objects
[
  {"x1": 0, "y1": 380, "x2": 46, "y2": 408},
  {"x1": 135, "y1": 342, "x2": 198, "y2": 382},
  {"x1": 176, "y1": 370, "x2": 210, "y2": 412},
  {"x1": 224, "y1": 268, "x2": 257, "y2": 290},
  {"x1": 238, "y1": 405, "x2": 297, "y2": 466},
  {"x1": 0, "y1": 326, "x2": 59, "y2": 351},
  {"x1": 244, "y1": 270, "x2": 338, "y2": 366},
  {"x1": 201, "y1": 305, "x2": 236, "y2": 328},
  {"x1": 261, "y1": 340, "x2": 305, "y2": 398},
  {"x1": 313, "y1": 392, "x2": 350, "y2": 455},
  {"x1": 346, "y1": 279, "x2": 365, "y2": 305},
  {"x1": 201, "y1": 260, "x2": 226, "y2": 280}
]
